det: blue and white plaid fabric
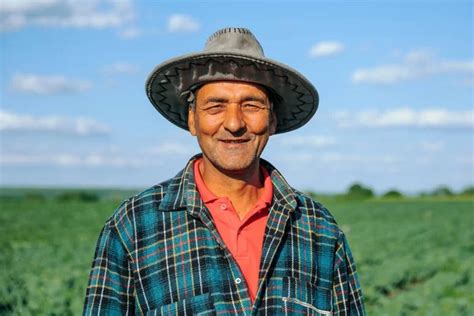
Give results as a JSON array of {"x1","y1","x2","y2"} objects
[{"x1": 84, "y1": 155, "x2": 365, "y2": 315}]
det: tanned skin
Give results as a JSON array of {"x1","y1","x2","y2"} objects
[{"x1": 188, "y1": 81, "x2": 277, "y2": 219}]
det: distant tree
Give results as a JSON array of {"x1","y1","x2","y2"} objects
[
  {"x1": 57, "y1": 190, "x2": 99, "y2": 202},
  {"x1": 346, "y1": 183, "x2": 374, "y2": 199},
  {"x1": 460, "y1": 185, "x2": 474, "y2": 196},
  {"x1": 382, "y1": 189, "x2": 403, "y2": 198},
  {"x1": 24, "y1": 192, "x2": 46, "y2": 201},
  {"x1": 430, "y1": 186, "x2": 454, "y2": 197}
]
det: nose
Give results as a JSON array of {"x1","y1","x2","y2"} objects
[{"x1": 223, "y1": 104, "x2": 246, "y2": 133}]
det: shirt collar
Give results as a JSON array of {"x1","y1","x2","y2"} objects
[
  {"x1": 193, "y1": 158, "x2": 218, "y2": 204},
  {"x1": 158, "y1": 154, "x2": 296, "y2": 213},
  {"x1": 193, "y1": 157, "x2": 273, "y2": 207}
]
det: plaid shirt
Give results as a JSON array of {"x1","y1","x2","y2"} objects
[{"x1": 84, "y1": 155, "x2": 365, "y2": 315}]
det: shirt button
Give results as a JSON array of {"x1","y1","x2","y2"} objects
[
  {"x1": 220, "y1": 204, "x2": 227, "y2": 210},
  {"x1": 234, "y1": 278, "x2": 242, "y2": 284}
]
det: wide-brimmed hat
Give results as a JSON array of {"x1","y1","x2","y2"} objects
[{"x1": 145, "y1": 27, "x2": 319, "y2": 134}]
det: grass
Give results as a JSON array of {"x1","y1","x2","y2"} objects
[
  {"x1": 325, "y1": 198, "x2": 474, "y2": 315},
  {"x1": 0, "y1": 191, "x2": 473, "y2": 315},
  {"x1": 0, "y1": 199, "x2": 114, "y2": 315}
]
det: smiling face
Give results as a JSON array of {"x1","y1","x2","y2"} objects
[{"x1": 188, "y1": 81, "x2": 277, "y2": 174}]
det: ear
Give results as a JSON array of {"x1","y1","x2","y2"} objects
[
  {"x1": 188, "y1": 107, "x2": 197, "y2": 136},
  {"x1": 269, "y1": 110, "x2": 277, "y2": 135}
]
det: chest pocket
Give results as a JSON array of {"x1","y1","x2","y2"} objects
[
  {"x1": 145, "y1": 293, "x2": 216, "y2": 316},
  {"x1": 281, "y1": 277, "x2": 332, "y2": 316}
]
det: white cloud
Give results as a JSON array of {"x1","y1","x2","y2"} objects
[
  {"x1": 148, "y1": 142, "x2": 195, "y2": 156},
  {"x1": 352, "y1": 65, "x2": 414, "y2": 84},
  {"x1": 9, "y1": 73, "x2": 91, "y2": 95},
  {"x1": 0, "y1": 0, "x2": 135, "y2": 32},
  {"x1": 403, "y1": 49, "x2": 434, "y2": 63},
  {"x1": 419, "y1": 141, "x2": 445, "y2": 152},
  {"x1": 309, "y1": 41, "x2": 345, "y2": 58},
  {"x1": 167, "y1": 14, "x2": 199, "y2": 33},
  {"x1": 101, "y1": 62, "x2": 139, "y2": 76},
  {"x1": 0, "y1": 110, "x2": 109, "y2": 135},
  {"x1": 352, "y1": 49, "x2": 474, "y2": 84},
  {"x1": 455, "y1": 157, "x2": 474, "y2": 165},
  {"x1": 0, "y1": 152, "x2": 146, "y2": 168},
  {"x1": 280, "y1": 135, "x2": 336, "y2": 148},
  {"x1": 460, "y1": 77, "x2": 474, "y2": 86},
  {"x1": 334, "y1": 108, "x2": 473, "y2": 129},
  {"x1": 319, "y1": 152, "x2": 399, "y2": 164},
  {"x1": 118, "y1": 26, "x2": 141, "y2": 39},
  {"x1": 279, "y1": 152, "x2": 314, "y2": 163},
  {"x1": 279, "y1": 151, "x2": 399, "y2": 165}
]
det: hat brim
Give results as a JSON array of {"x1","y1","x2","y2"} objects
[{"x1": 146, "y1": 52, "x2": 319, "y2": 134}]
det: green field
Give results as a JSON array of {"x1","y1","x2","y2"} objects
[{"x1": 1, "y1": 192, "x2": 473, "y2": 315}]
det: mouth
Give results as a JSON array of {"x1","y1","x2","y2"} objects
[{"x1": 219, "y1": 139, "x2": 250, "y2": 144}]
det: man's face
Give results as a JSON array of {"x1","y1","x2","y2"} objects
[{"x1": 188, "y1": 81, "x2": 277, "y2": 173}]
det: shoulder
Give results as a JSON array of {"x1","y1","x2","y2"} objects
[
  {"x1": 292, "y1": 189, "x2": 342, "y2": 238},
  {"x1": 108, "y1": 178, "x2": 174, "y2": 226},
  {"x1": 261, "y1": 158, "x2": 342, "y2": 239},
  {"x1": 100, "y1": 177, "x2": 176, "y2": 247}
]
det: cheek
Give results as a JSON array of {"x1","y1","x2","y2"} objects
[
  {"x1": 245, "y1": 116, "x2": 273, "y2": 134},
  {"x1": 195, "y1": 115, "x2": 221, "y2": 135}
]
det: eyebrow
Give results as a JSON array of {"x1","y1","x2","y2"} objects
[
  {"x1": 204, "y1": 97, "x2": 228, "y2": 104},
  {"x1": 203, "y1": 96, "x2": 267, "y2": 104}
]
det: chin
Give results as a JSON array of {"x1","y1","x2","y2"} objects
[{"x1": 213, "y1": 157, "x2": 258, "y2": 173}]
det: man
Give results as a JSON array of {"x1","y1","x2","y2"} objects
[{"x1": 84, "y1": 27, "x2": 365, "y2": 315}]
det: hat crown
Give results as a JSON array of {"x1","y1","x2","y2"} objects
[{"x1": 204, "y1": 27, "x2": 265, "y2": 57}]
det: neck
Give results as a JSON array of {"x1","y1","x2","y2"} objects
[
  {"x1": 199, "y1": 156, "x2": 263, "y2": 194},
  {"x1": 198, "y1": 156, "x2": 263, "y2": 219}
]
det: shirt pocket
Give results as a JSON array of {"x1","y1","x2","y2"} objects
[
  {"x1": 146, "y1": 293, "x2": 216, "y2": 316},
  {"x1": 281, "y1": 277, "x2": 332, "y2": 316}
]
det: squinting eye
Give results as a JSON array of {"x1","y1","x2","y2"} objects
[
  {"x1": 203, "y1": 105, "x2": 225, "y2": 114},
  {"x1": 242, "y1": 104, "x2": 265, "y2": 112}
]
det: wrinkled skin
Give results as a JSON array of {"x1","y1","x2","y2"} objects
[{"x1": 188, "y1": 81, "x2": 277, "y2": 179}]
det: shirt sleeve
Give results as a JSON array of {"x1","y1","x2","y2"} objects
[
  {"x1": 83, "y1": 223, "x2": 136, "y2": 315},
  {"x1": 332, "y1": 231, "x2": 366, "y2": 315}
]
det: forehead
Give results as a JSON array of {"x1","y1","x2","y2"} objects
[{"x1": 195, "y1": 81, "x2": 270, "y2": 100}]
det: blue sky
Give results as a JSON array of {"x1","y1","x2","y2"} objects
[{"x1": 1, "y1": 0, "x2": 472, "y2": 194}]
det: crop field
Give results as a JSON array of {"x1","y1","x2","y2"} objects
[{"x1": 0, "y1": 191, "x2": 473, "y2": 315}]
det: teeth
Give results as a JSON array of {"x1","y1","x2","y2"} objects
[{"x1": 224, "y1": 140, "x2": 245, "y2": 143}]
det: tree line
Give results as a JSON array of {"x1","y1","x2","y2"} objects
[
  {"x1": 1, "y1": 184, "x2": 473, "y2": 202},
  {"x1": 306, "y1": 183, "x2": 474, "y2": 200}
]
